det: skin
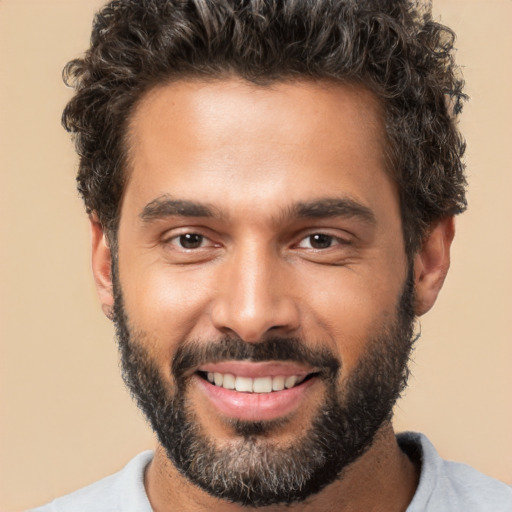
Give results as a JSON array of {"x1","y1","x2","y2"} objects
[{"x1": 91, "y1": 78, "x2": 454, "y2": 511}]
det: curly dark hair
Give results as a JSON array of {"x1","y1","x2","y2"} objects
[{"x1": 63, "y1": 0, "x2": 467, "y2": 255}]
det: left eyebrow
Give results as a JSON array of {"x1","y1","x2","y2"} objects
[
  {"x1": 283, "y1": 197, "x2": 377, "y2": 225},
  {"x1": 139, "y1": 195, "x2": 221, "y2": 222}
]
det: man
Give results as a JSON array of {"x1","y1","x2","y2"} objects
[{"x1": 31, "y1": 0, "x2": 511, "y2": 511}]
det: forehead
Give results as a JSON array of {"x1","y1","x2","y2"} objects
[{"x1": 122, "y1": 78, "x2": 396, "y2": 224}]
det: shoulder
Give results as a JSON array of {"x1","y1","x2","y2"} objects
[
  {"x1": 398, "y1": 432, "x2": 512, "y2": 512},
  {"x1": 28, "y1": 451, "x2": 154, "y2": 512}
]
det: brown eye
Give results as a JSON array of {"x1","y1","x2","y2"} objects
[
  {"x1": 178, "y1": 233, "x2": 204, "y2": 249},
  {"x1": 308, "y1": 234, "x2": 334, "y2": 249},
  {"x1": 296, "y1": 233, "x2": 350, "y2": 251}
]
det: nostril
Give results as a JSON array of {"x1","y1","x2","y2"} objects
[{"x1": 210, "y1": 290, "x2": 301, "y2": 343}]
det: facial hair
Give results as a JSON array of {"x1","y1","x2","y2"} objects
[{"x1": 112, "y1": 265, "x2": 416, "y2": 507}]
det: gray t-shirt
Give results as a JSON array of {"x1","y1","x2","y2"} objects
[{"x1": 30, "y1": 432, "x2": 512, "y2": 511}]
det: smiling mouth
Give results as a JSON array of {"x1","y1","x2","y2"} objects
[{"x1": 197, "y1": 371, "x2": 319, "y2": 393}]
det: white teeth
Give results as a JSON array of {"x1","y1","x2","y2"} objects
[
  {"x1": 204, "y1": 372, "x2": 308, "y2": 393},
  {"x1": 235, "y1": 376, "x2": 253, "y2": 392},
  {"x1": 253, "y1": 377, "x2": 273, "y2": 393},
  {"x1": 222, "y1": 373, "x2": 236, "y2": 390},
  {"x1": 284, "y1": 376, "x2": 297, "y2": 389},
  {"x1": 272, "y1": 375, "x2": 285, "y2": 391}
]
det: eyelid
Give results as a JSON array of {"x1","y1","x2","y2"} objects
[
  {"x1": 171, "y1": 234, "x2": 210, "y2": 249},
  {"x1": 161, "y1": 228, "x2": 221, "y2": 249},
  {"x1": 293, "y1": 229, "x2": 353, "y2": 248}
]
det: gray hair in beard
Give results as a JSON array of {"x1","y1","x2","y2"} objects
[{"x1": 112, "y1": 262, "x2": 416, "y2": 506}]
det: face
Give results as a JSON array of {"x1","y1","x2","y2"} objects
[{"x1": 99, "y1": 79, "x2": 420, "y2": 505}]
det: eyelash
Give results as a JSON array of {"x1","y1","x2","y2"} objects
[
  {"x1": 165, "y1": 232, "x2": 216, "y2": 250},
  {"x1": 295, "y1": 233, "x2": 351, "y2": 250}
]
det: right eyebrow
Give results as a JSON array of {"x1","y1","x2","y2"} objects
[{"x1": 139, "y1": 195, "x2": 220, "y2": 222}]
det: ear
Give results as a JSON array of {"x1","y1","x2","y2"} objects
[
  {"x1": 90, "y1": 212, "x2": 114, "y2": 320},
  {"x1": 413, "y1": 216, "x2": 455, "y2": 316}
]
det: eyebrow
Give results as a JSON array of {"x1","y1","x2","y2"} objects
[
  {"x1": 139, "y1": 195, "x2": 220, "y2": 221},
  {"x1": 139, "y1": 195, "x2": 376, "y2": 225},
  {"x1": 286, "y1": 197, "x2": 376, "y2": 225}
]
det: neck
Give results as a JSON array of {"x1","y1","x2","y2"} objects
[{"x1": 144, "y1": 423, "x2": 419, "y2": 512}]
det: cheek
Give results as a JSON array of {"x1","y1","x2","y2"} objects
[
  {"x1": 119, "y1": 262, "x2": 218, "y2": 352},
  {"x1": 296, "y1": 265, "x2": 404, "y2": 372}
]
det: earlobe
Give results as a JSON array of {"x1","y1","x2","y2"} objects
[
  {"x1": 90, "y1": 213, "x2": 115, "y2": 320},
  {"x1": 413, "y1": 217, "x2": 455, "y2": 316}
]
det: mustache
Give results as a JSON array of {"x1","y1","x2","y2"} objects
[{"x1": 172, "y1": 336, "x2": 340, "y2": 380}]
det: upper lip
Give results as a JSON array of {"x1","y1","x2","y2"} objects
[{"x1": 197, "y1": 361, "x2": 318, "y2": 378}]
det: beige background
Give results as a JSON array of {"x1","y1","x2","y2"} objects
[{"x1": 1, "y1": 1, "x2": 511, "y2": 510}]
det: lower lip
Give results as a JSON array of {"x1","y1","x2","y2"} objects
[{"x1": 195, "y1": 374, "x2": 318, "y2": 422}]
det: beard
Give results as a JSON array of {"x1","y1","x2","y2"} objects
[{"x1": 112, "y1": 265, "x2": 416, "y2": 507}]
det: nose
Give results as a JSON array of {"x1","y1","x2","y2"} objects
[{"x1": 210, "y1": 244, "x2": 300, "y2": 342}]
